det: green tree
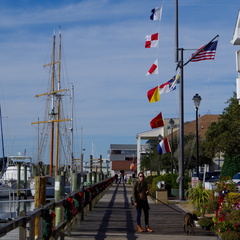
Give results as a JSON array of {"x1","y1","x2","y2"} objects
[
  {"x1": 205, "y1": 93, "x2": 240, "y2": 176},
  {"x1": 141, "y1": 140, "x2": 160, "y2": 174},
  {"x1": 141, "y1": 134, "x2": 212, "y2": 173}
]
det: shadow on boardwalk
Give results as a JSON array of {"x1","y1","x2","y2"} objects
[{"x1": 66, "y1": 184, "x2": 217, "y2": 240}]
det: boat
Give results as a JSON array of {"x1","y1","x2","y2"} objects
[
  {"x1": 0, "y1": 106, "x2": 11, "y2": 198},
  {"x1": 2, "y1": 154, "x2": 33, "y2": 181},
  {"x1": 0, "y1": 107, "x2": 33, "y2": 197},
  {"x1": 30, "y1": 30, "x2": 73, "y2": 197}
]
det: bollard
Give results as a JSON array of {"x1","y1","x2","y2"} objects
[{"x1": 55, "y1": 175, "x2": 65, "y2": 227}]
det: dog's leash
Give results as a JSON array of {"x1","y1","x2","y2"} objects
[{"x1": 148, "y1": 193, "x2": 183, "y2": 214}]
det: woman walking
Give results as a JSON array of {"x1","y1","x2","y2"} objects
[{"x1": 132, "y1": 172, "x2": 154, "y2": 233}]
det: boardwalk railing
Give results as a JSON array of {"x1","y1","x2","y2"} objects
[{"x1": 0, "y1": 177, "x2": 115, "y2": 240}]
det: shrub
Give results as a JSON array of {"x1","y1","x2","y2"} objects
[
  {"x1": 198, "y1": 217, "x2": 213, "y2": 227},
  {"x1": 213, "y1": 196, "x2": 240, "y2": 237},
  {"x1": 221, "y1": 231, "x2": 240, "y2": 240},
  {"x1": 226, "y1": 192, "x2": 240, "y2": 203},
  {"x1": 186, "y1": 182, "x2": 210, "y2": 216},
  {"x1": 214, "y1": 177, "x2": 237, "y2": 193},
  {"x1": 127, "y1": 178, "x2": 132, "y2": 185},
  {"x1": 205, "y1": 192, "x2": 218, "y2": 213}
]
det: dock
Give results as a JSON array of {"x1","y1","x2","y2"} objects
[{"x1": 65, "y1": 183, "x2": 216, "y2": 240}]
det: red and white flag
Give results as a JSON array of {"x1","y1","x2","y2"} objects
[
  {"x1": 146, "y1": 59, "x2": 158, "y2": 76},
  {"x1": 145, "y1": 33, "x2": 159, "y2": 48}
]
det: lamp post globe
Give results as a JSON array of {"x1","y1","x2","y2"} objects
[
  {"x1": 192, "y1": 93, "x2": 202, "y2": 109},
  {"x1": 158, "y1": 134, "x2": 163, "y2": 142}
]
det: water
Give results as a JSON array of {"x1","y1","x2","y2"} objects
[{"x1": 0, "y1": 196, "x2": 35, "y2": 219}]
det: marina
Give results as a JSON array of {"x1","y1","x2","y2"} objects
[
  {"x1": 0, "y1": 194, "x2": 34, "y2": 220},
  {"x1": 0, "y1": 176, "x2": 114, "y2": 239}
]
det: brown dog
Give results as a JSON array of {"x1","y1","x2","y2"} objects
[{"x1": 183, "y1": 213, "x2": 198, "y2": 235}]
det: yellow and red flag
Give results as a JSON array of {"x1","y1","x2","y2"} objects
[{"x1": 147, "y1": 86, "x2": 160, "y2": 103}]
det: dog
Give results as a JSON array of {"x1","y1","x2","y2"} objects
[{"x1": 183, "y1": 213, "x2": 198, "y2": 235}]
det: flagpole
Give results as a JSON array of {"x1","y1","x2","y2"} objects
[
  {"x1": 179, "y1": 48, "x2": 185, "y2": 200},
  {"x1": 175, "y1": 0, "x2": 179, "y2": 62},
  {"x1": 175, "y1": 0, "x2": 218, "y2": 201},
  {"x1": 175, "y1": 0, "x2": 185, "y2": 201}
]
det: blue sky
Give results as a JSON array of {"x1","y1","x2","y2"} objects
[{"x1": 0, "y1": 0, "x2": 239, "y2": 163}]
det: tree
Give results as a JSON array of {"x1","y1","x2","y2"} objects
[
  {"x1": 205, "y1": 93, "x2": 240, "y2": 176},
  {"x1": 141, "y1": 133, "x2": 212, "y2": 174},
  {"x1": 221, "y1": 156, "x2": 240, "y2": 177},
  {"x1": 141, "y1": 140, "x2": 160, "y2": 174}
]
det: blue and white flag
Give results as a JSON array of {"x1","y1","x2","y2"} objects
[
  {"x1": 159, "y1": 72, "x2": 180, "y2": 94},
  {"x1": 150, "y1": 6, "x2": 162, "y2": 21}
]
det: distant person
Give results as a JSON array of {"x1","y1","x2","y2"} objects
[
  {"x1": 120, "y1": 172, "x2": 124, "y2": 184},
  {"x1": 114, "y1": 173, "x2": 118, "y2": 184},
  {"x1": 132, "y1": 172, "x2": 153, "y2": 233}
]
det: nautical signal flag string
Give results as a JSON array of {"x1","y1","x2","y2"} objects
[
  {"x1": 147, "y1": 86, "x2": 160, "y2": 103},
  {"x1": 145, "y1": 33, "x2": 159, "y2": 48},
  {"x1": 157, "y1": 138, "x2": 171, "y2": 155},
  {"x1": 150, "y1": 6, "x2": 162, "y2": 21},
  {"x1": 146, "y1": 59, "x2": 158, "y2": 76},
  {"x1": 147, "y1": 73, "x2": 180, "y2": 103},
  {"x1": 150, "y1": 112, "x2": 164, "y2": 129}
]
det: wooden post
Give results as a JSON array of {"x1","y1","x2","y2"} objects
[
  {"x1": 17, "y1": 162, "x2": 21, "y2": 200},
  {"x1": 24, "y1": 165, "x2": 27, "y2": 199},
  {"x1": 55, "y1": 174, "x2": 64, "y2": 227},
  {"x1": 71, "y1": 172, "x2": 81, "y2": 192},
  {"x1": 19, "y1": 211, "x2": 26, "y2": 239},
  {"x1": 34, "y1": 176, "x2": 46, "y2": 239}
]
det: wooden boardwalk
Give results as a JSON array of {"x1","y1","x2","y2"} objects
[{"x1": 65, "y1": 183, "x2": 217, "y2": 240}]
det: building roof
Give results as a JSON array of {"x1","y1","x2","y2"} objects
[
  {"x1": 136, "y1": 114, "x2": 220, "y2": 140},
  {"x1": 171, "y1": 114, "x2": 220, "y2": 139},
  {"x1": 136, "y1": 127, "x2": 164, "y2": 140}
]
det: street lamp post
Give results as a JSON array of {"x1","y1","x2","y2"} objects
[
  {"x1": 157, "y1": 134, "x2": 163, "y2": 175},
  {"x1": 192, "y1": 93, "x2": 202, "y2": 178},
  {"x1": 169, "y1": 119, "x2": 175, "y2": 174}
]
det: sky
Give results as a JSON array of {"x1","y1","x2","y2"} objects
[{"x1": 0, "y1": 0, "x2": 239, "y2": 163}]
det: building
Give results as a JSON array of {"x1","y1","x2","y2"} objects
[
  {"x1": 231, "y1": 10, "x2": 240, "y2": 104},
  {"x1": 136, "y1": 118, "x2": 179, "y2": 173},
  {"x1": 110, "y1": 144, "x2": 144, "y2": 180},
  {"x1": 135, "y1": 114, "x2": 221, "y2": 173},
  {"x1": 170, "y1": 114, "x2": 222, "y2": 172}
]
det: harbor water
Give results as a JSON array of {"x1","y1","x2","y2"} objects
[{"x1": 0, "y1": 196, "x2": 35, "y2": 219}]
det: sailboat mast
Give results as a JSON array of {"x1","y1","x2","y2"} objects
[
  {"x1": 0, "y1": 105, "x2": 5, "y2": 174},
  {"x1": 70, "y1": 84, "x2": 74, "y2": 169},
  {"x1": 49, "y1": 33, "x2": 56, "y2": 177},
  {"x1": 55, "y1": 30, "x2": 62, "y2": 174},
  {"x1": 31, "y1": 30, "x2": 71, "y2": 176}
]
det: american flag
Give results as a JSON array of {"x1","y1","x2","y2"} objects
[{"x1": 190, "y1": 40, "x2": 218, "y2": 62}]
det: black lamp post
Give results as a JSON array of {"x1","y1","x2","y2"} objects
[
  {"x1": 169, "y1": 119, "x2": 175, "y2": 174},
  {"x1": 157, "y1": 134, "x2": 163, "y2": 175},
  {"x1": 192, "y1": 93, "x2": 202, "y2": 178}
]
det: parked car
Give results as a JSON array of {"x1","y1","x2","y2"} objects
[
  {"x1": 232, "y1": 172, "x2": 240, "y2": 183},
  {"x1": 192, "y1": 171, "x2": 221, "y2": 189},
  {"x1": 196, "y1": 171, "x2": 221, "y2": 181},
  {"x1": 235, "y1": 181, "x2": 240, "y2": 191}
]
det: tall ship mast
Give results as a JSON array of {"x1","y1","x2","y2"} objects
[{"x1": 32, "y1": 31, "x2": 72, "y2": 177}]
